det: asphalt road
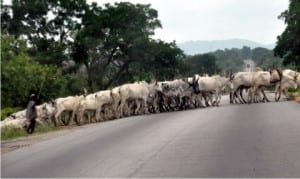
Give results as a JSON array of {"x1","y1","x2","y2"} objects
[{"x1": 2, "y1": 99, "x2": 300, "y2": 177}]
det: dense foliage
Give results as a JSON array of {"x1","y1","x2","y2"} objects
[
  {"x1": 186, "y1": 53, "x2": 220, "y2": 76},
  {"x1": 274, "y1": 0, "x2": 300, "y2": 69},
  {"x1": 1, "y1": 35, "x2": 67, "y2": 108},
  {"x1": 1, "y1": 0, "x2": 185, "y2": 109},
  {"x1": 0, "y1": 0, "x2": 287, "y2": 111},
  {"x1": 186, "y1": 46, "x2": 283, "y2": 74}
]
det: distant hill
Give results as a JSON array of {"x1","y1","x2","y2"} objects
[{"x1": 178, "y1": 39, "x2": 275, "y2": 55}]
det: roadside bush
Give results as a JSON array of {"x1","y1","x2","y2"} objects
[
  {"x1": 288, "y1": 87, "x2": 300, "y2": 93},
  {"x1": 287, "y1": 88, "x2": 300, "y2": 100},
  {"x1": 1, "y1": 107, "x2": 22, "y2": 121}
]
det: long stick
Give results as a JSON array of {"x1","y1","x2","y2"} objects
[{"x1": 37, "y1": 72, "x2": 47, "y2": 101}]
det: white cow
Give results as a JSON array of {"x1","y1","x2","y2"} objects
[
  {"x1": 73, "y1": 93, "x2": 99, "y2": 123},
  {"x1": 119, "y1": 82, "x2": 150, "y2": 117},
  {"x1": 111, "y1": 86, "x2": 121, "y2": 118},
  {"x1": 275, "y1": 70, "x2": 298, "y2": 101},
  {"x1": 248, "y1": 69, "x2": 282, "y2": 103},
  {"x1": 1, "y1": 102, "x2": 55, "y2": 129},
  {"x1": 95, "y1": 90, "x2": 114, "y2": 121},
  {"x1": 230, "y1": 72, "x2": 254, "y2": 104},
  {"x1": 230, "y1": 69, "x2": 282, "y2": 104},
  {"x1": 195, "y1": 74, "x2": 233, "y2": 106},
  {"x1": 53, "y1": 95, "x2": 85, "y2": 126},
  {"x1": 282, "y1": 69, "x2": 300, "y2": 87},
  {"x1": 1, "y1": 119, "x2": 25, "y2": 129}
]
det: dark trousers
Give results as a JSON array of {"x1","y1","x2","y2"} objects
[{"x1": 27, "y1": 119, "x2": 36, "y2": 134}]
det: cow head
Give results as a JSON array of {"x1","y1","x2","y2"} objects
[
  {"x1": 294, "y1": 72, "x2": 299, "y2": 81},
  {"x1": 224, "y1": 70, "x2": 234, "y2": 82},
  {"x1": 270, "y1": 68, "x2": 282, "y2": 83}
]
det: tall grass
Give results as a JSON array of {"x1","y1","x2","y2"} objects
[{"x1": 1, "y1": 123, "x2": 61, "y2": 140}]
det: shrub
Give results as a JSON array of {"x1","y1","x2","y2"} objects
[
  {"x1": 1, "y1": 107, "x2": 22, "y2": 121},
  {"x1": 287, "y1": 88, "x2": 300, "y2": 100},
  {"x1": 288, "y1": 87, "x2": 300, "y2": 93}
]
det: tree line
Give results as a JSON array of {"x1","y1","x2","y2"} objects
[
  {"x1": 185, "y1": 46, "x2": 284, "y2": 76},
  {"x1": 1, "y1": 0, "x2": 187, "y2": 109},
  {"x1": 1, "y1": 0, "x2": 299, "y2": 114}
]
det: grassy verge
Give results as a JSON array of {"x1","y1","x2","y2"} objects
[
  {"x1": 1, "y1": 123, "x2": 62, "y2": 141},
  {"x1": 287, "y1": 88, "x2": 300, "y2": 101}
]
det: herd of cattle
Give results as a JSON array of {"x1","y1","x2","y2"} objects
[{"x1": 1, "y1": 68, "x2": 299, "y2": 129}]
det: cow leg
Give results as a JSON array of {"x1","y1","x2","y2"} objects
[
  {"x1": 78, "y1": 109, "x2": 86, "y2": 124},
  {"x1": 239, "y1": 88, "x2": 247, "y2": 104},
  {"x1": 61, "y1": 115, "x2": 69, "y2": 125},
  {"x1": 233, "y1": 90, "x2": 239, "y2": 104},
  {"x1": 202, "y1": 93, "x2": 210, "y2": 107},
  {"x1": 216, "y1": 92, "x2": 222, "y2": 106},
  {"x1": 143, "y1": 99, "x2": 149, "y2": 114},
  {"x1": 198, "y1": 95, "x2": 205, "y2": 108},
  {"x1": 51, "y1": 117, "x2": 58, "y2": 127},
  {"x1": 114, "y1": 102, "x2": 120, "y2": 119},
  {"x1": 230, "y1": 92, "x2": 234, "y2": 104},
  {"x1": 73, "y1": 114, "x2": 81, "y2": 125},
  {"x1": 134, "y1": 100, "x2": 141, "y2": 115},
  {"x1": 95, "y1": 104, "x2": 103, "y2": 122},
  {"x1": 54, "y1": 108, "x2": 65, "y2": 127},
  {"x1": 208, "y1": 93, "x2": 214, "y2": 106},
  {"x1": 283, "y1": 88, "x2": 289, "y2": 100},
  {"x1": 247, "y1": 88, "x2": 254, "y2": 103},
  {"x1": 261, "y1": 90, "x2": 269, "y2": 102},
  {"x1": 119, "y1": 99, "x2": 126, "y2": 118},
  {"x1": 275, "y1": 83, "x2": 281, "y2": 102},
  {"x1": 249, "y1": 87, "x2": 258, "y2": 103}
]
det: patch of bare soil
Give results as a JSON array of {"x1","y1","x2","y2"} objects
[{"x1": 1, "y1": 125, "x2": 78, "y2": 154}]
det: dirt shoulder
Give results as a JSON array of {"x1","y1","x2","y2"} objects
[{"x1": 1, "y1": 125, "x2": 78, "y2": 154}]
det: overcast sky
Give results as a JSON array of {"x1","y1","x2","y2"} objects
[
  {"x1": 3, "y1": 0, "x2": 289, "y2": 44},
  {"x1": 88, "y1": 0, "x2": 289, "y2": 44}
]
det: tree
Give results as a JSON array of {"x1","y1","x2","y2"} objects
[
  {"x1": 252, "y1": 47, "x2": 283, "y2": 69},
  {"x1": 72, "y1": 2, "x2": 162, "y2": 91},
  {"x1": 274, "y1": 0, "x2": 300, "y2": 69},
  {"x1": 0, "y1": 0, "x2": 11, "y2": 34},
  {"x1": 186, "y1": 53, "x2": 220, "y2": 75},
  {"x1": 1, "y1": 35, "x2": 66, "y2": 108},
  {"x1": 3, "y1": 0, "x2": 88, "y2": 66},
  {"x1": 240, "y1": 46, "x2": 252, "y2": 59},
  {"x1": 213, "y1": 48, "x2": 243, "y2": 72},
  {"x1": 127, "y1": 39, "x2": 186, "y2": 81},
  {"x1": 1, "y1": 0, "x2": 190, "y2": 109}
]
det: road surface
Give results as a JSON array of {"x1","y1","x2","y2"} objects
[{"x1": 2, "y1": 100, "x2": 300, "y2": 177}]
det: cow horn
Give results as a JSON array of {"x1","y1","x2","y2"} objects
[{"x1": 83, "y1": 88, "x2": 88, "y2": 97}]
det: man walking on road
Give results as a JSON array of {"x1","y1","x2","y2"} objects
[{"x1": 26, "y1": 93, "x2": 37, "y2": 134}]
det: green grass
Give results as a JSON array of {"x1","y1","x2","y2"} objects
[
  {"x1": 287, "y1": 87, "x2": 300, "y2": 100},
  {"x1": 288, "y1": 87, "x2": 300, "y2": 93},
  {"x1": 1, "y1": 123, "x2": 62, "y2": 141}
]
